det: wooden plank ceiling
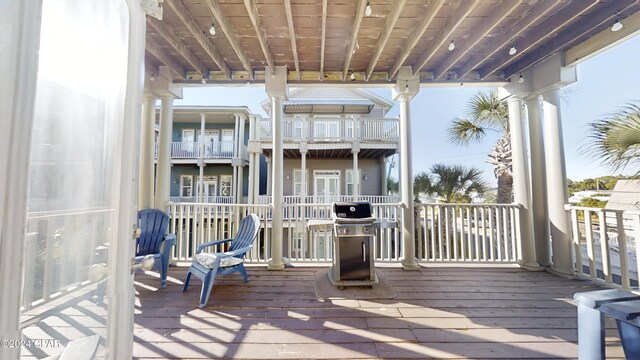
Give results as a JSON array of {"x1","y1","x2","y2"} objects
[{"x1": 145, "y1": 0, "x2": 640, "y2": 85}]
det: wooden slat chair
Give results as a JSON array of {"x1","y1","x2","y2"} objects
[
  {"x1": 183, "y1": 214, "x2": 260, "y2": 308},
  {"x1": 135, "y1": 209, "x2": 177, "y2": 288}
]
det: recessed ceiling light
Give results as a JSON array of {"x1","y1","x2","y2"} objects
[
  {"x1": 611, "y1": 19, "x2": 623, "y2": 32},
  {"x1": 350, "y1": 72, "x2": 356, "y2": 81},
  {"x1": 448, "y1": 40, "x2": 455, "y2": 51},
  {"x1": 508, "y1": 45, "x2": 517, "y2": 56},
  {"x1": 518, "y1": 73, "x2": 525, "y2": 84},
  {"x1": 365, "y1": 1, "x2": 372, "y2": 16},
  {"x1": 209, "y1": 23, "x2": 216, "y2": 36}
]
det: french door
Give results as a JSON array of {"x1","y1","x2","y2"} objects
[
  {"x1": 314, "y1": 170, "x2": 340, "y2": 203},
  {"x1": 0, "y1": 0, "x2": 145, "y2": 359}
]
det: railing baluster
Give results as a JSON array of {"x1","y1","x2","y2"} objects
[
  {"x1": 616, "y1": 211, "x2": 630, "y2": 289},
  {"x1": 584, "y1": 210, "x2": 596, "y2": 279},
  {"x1": 598, "y1": 210, "x2": 612, "y2": 284},
  {"x1": 570, "y1": 208, "x2": 582, "y2": 276}
]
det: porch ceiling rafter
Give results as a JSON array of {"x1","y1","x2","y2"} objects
[
  {"x1": 365, "y1": 0, "x2": 407, "y2": 81},
  {"x1": 411, "y1": 0, "x2": 480, "y2": 78},
  {"x1": 145, "y1": 36, "x2": 186, "y2": 79},
  {"x1": 320, "y1": 0, "x2": 327, "y2": 80},
  {"x1": 244, "y1": 0, "x2": 275, "y2": 74},
  {"x1": 503, "y1": 0, "x2": 640, "y2": 79},
  {"x1": 147, "y1": 17, "x2": 208, "y2": 78},
  {"x1": 432, "y1": 0, "x2": 521, "y2": 80},
  {"x1": 388, "y1": 0, "x2": 445, "y2": 80},
  {"x1": 342, "y1": 0, "x2": 369, "y2": 81},
  {"x1": 164, "y1": 0, "x2": 231, "y2": 79},
  {"x1": 478, "y1": 0, "x2": 601, "y2": 80},
  {"x1": 456, "y1": 0, "x2": 563, "y2": 80},
  {"x1": 203, "y1": 0, "x2": 253, "y2": 75},
  {"x1": 284, "y1": 0, "x2": 300, "y2": 79}
]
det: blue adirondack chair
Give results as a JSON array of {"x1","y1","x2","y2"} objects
[
  {"x1": 183, "y1": 214, "x2": 260, "y2": 308},
  {"x1": 135, "y1": 209, "x2": 177, "y2": 288}
]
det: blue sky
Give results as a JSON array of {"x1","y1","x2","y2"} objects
[{"x1": 174, "y1": 34, "x2": 640, "y2": 187}]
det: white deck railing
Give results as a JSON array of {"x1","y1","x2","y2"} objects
[
  {"x1": 155, "y1": 141, "x2": 237, "y2": 159},
  {"x1": 22, "y1": 207, "x2": 113, "y2": 310},
  {"x1": 167, "y1": 202, "x2": 522, "y2": 264},
  {"x1": 258, "y1": 117, "x2": 399, "y2": 142},
  {"x1": 567, "y1": 205, "x2": 639, "y2": 290},
  {"x1": 415, "y1": 203, "x2": 521, "y2": 263},
  {"x1": 257, "y1": 195, "x2": 400, "y2": 205},
  {"x1": 169, "y1": 196, "x2": 234, "y2": 204}
]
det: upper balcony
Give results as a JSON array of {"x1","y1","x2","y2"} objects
[
  {"x1": 258, "y1": 117, "x2": 398, "y2": 142},
  {"x1": 255, "y1": 117, "x2": 399, "y2": 158},
  {"x1": 155, "y1": 141, "x2": 248, "y2": 163}
]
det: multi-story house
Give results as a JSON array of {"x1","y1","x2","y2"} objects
[
  {"x1": 158, "y1": 106, "x2": 260, "y2": 204},
  {"x1": 250, "y1": 88, "x2": 400, "y2": 205},
  {"x1": 248, "y1": 88, "x2": 400, "y2": 258}
]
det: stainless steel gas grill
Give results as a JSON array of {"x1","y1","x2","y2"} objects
[{"x1": 329, "y1": 201, "x2": 378, "y2": 288}]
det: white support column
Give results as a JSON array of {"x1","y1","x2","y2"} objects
[
  {"x1": 139, "y1": 95, "x2": 156, "y2": 209},
  {"x1": 198, "y1": 113, "x2": 206, "y2": 202},
  {"x1": 266, "y1": 157, "x2": 272, "y2": 195},
  {"x1": 234, "y1": 115, "x2": 240, "y2": 157},
  {"x1": 507, "y1": 95, "x2": 538, "y2": 269},
  {"x1": 237, "y1": 165, "x2": 244, "y2": 203},
  {"x1": 301, "y1": 149, "x2": 307, "y2": 200},
  {"x1": 155, "y1": 95, "x2": 175, "y2": 210},
  {"x1": 526, "y1": 95, "x2": 551, "y2": 267},
  {"x1": 266, "y1": 66, "x2": 288, "y2": 270},
  {"x1": 381, "y1": 157, "x2": 388, "y2": 196},
  {"x1": 248, "y1": 153, "x2": 255, "y2": 203},
  {"x1": 543, "y1": 88, "x2": 573, "y2": 276},
  {"x1": 352, "y1": 149, "x2": 359, "y2": 196},
  {"x1": 253, "y1": 153, "x2": 260, "y2": 200},
  {"x1": 393, "y1": 66, "x2": 420, "y2": 270},
  {"x1": 232, "y1": 165, "x2": 238, "y2": 202}
]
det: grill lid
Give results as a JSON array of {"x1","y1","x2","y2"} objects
[{"x1": 332, "y1": 201, "x2": 373, "y2": 220}]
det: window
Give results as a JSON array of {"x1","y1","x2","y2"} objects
[
  {"x1": 221, "y1": 129, "x2": 234, "y2": 156},
  {"x1": 180, "y1": 175, "x2": 192, "y2": 197},
  {"x1": 293, "y1": 118, "x2": 303, "y2": 139},
  {"x1": 346, "y1": 118, "x2": 354, "y2": 139},
  {"x1": 293, "y1": 169, "x2": 307, "y2": 197},
  {"x1": 346, "y1": 169, "x2": 359, "y2": 196},
  {"x1": 220, "y1": 175, "x2": 232, "y2": 196}
]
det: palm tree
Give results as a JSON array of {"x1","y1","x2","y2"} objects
[
  {"x1": 586, "y1": 102, "x2": 640, "y2": 172},
  {"x1": 448, "y1": 90, "x2": 512, "y2": 203},
  {"x1": 428, "y1": 163, "x2": 487, "y2": 203},
  {"x1": 413, "y1": 172, "x2": 434, "y2": 202}
]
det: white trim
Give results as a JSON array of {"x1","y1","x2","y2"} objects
[
  {"x1": 180, "y1": 175, "x2": 193, "y2": 196},
  {"x1": 220, "y1": 174, "x2": 233, "y2": 196}
]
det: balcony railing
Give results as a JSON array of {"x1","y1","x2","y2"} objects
[
  {"x1": 169, "y1": 196, "x2": 234, "y2": 203},
  {"x1": 155, "y1": 141, "x2": 237, "y2": 159},
  {"x1": 567, "y1": 205, "x2": 640, "y2": 289},
  {"x1": 257, "y1": 195, "x2": 400, "y2": 205},
  {"x1": 258, "y1": 117, "x2": 399, "y2": 142},
  {"x1": 167, "y1": 201, "x2": 522, "y2": 264}
]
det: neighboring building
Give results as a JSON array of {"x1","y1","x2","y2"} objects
[
  {"x1": 158, "y1": 106, "x2": 260, "y2": 204},
  {"x1": 605, "y1": 180, "x2": 640, "y2": 211},
  {"x1": 250, "y1": 88, "x2": 400, "y2": 205}
]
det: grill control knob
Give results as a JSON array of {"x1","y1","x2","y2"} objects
[{"x1": 363, "y1": 226, "x2": 370, "y2": 233}]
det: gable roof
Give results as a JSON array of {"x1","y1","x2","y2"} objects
[
  {"x1": 261, "y1": 87, "x2": 393, "y2": 115},
  {"x1": 605, "y1": 180, "x2": 640, "y2": 211}
]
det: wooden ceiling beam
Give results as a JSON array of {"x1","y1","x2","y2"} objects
[
  {"x1": 365, "y1": 0, "x2": 407, "y2": 81},
  {"x1": 342, "y1": 0, "x2": 368, "y2": 81},
  {"x1": 432, "y1": 0, "x2": 521, "y2": 80},
  {"x1": 204, "y1": 0, "x2": 253, "y2": 75},
  {"x1": 165, "y1": 0, "x2": 231, "y2": 79},
  {"x1": 320, "y1": 0, "x2": 327, "y2": 80},
  {"x1": 147, "y1": 17, "x2": 207, "y2": 78},
  {"x1": 503, "y1": 0, "x2": 640, "y2": 79},
  {"x1": 145, "y1": 36, "x2": 186, "y2": 79},
  {"x1": 388, "y1": 0, "x2": 445, "y2": 79},
  {"x1": 456, "y1": 0, "x2": 563, "y2": 80},
  {"x1": 284, "y1": 0, "x2": 300, "y2": 78},
  {"x1": 244, "y1": 0, "x2": 275, "y2": 74},
  {"x1": 411, "y1": 0, "x2": 479, "y2": 77},
  {"x1": 478, "y1": 0, "x2": 600, "y2": 79}
]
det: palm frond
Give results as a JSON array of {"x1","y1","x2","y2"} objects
[
  {"x1": 466, "y1": 90, "x2": 509, "y2": 130},
  {"x1": 448, "y1": 118, "x2": 486, "y2": 145},
  {"x1": 585, "y1": 102, "x2": 640, "y2": 172}
]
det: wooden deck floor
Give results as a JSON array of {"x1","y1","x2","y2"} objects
[{"x1": 131, "y1": 264, "x2": 625, "y2": 359}]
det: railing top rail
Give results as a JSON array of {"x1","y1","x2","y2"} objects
[
  {"x1": 168, "y1": 202, "x2": 272, "y2": 209},
  {"x1": 416, "y1": 202, "x2": 522, "y2": 208}
]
